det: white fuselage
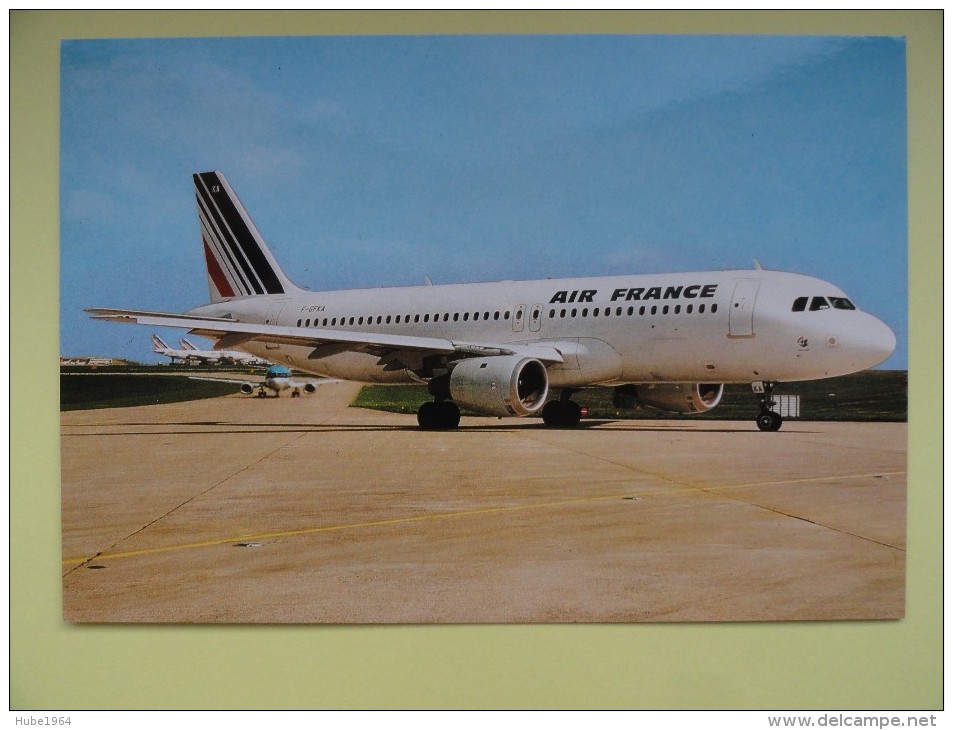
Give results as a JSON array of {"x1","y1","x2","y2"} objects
[
  {"x1": 187, "y1": 268, "x2": 895, "y2": 388},
  {"x1": 264, "y1": 375, "x2": 292, "y2": 392},
  {"x1": 180, "y1": 340, "x2": 269, "y2": 366},
  {"x1": 154, "y1": 346, "x2": 199, "y2": 363}
]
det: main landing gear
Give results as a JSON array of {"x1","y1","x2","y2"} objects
[
  {"x1": 417, "y1": 400, "x2": 461, "y2": 430},
  {"x1": 541, "y1": 391, "x2": 582, "y2": 428},
  {"x1": 415, "y1": 392, "x2": 583, "y2": 430},
  {"x1": 752, "y1": 381, "x2": 782, "y2": 432}
]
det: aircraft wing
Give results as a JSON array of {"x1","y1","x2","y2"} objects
[
  {"x1": 186, "y1": 375, "x2": 339, "y2": 387},
  {"x1": 87, "y1": 308, "x2": 566, "y2": 364},
  {"x1": 185, "y1": 375, "x2": 269, "y2": 386},
  {"x1": 287, "y1": 377, "x2": 332, "y2": 391}
]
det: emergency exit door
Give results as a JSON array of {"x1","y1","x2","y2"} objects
[{"x1": 529, "y1": 304, "x2": 543, "y2": 332}]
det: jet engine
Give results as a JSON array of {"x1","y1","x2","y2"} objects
[
  {"x1": 613, "y1": 383, "x2": 724, "y2": 414},
  {"x1": 240, "y1": 383, "x2": 254, "y2": 394},
  {"x1": 446, "y1": 355, "x2": 549, "y2": 417},
  {"x1": 303, "y1": 383, "x2": 317, "y2": 393}
]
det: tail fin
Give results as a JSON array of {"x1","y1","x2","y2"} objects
[
  {"x1": 151, "y1": 334, "x2": 170, "y2": 351},
  {"x1": 179, "y1": 338, "x2": 197, "y2": 351},
  {"x1": 193, "y1": 171, "x2": 300, "y2": 303}
]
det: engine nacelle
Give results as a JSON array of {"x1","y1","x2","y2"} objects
[
  {"x1": 240, "y1": 383, "x2": 254, "y2": 395},
  {"x1": 448, "y1": 355, "x2": 549, "y2": 417},
  {"x1": 303, "y1": 383, "x2": 317, "y2": 394},
  {"x1": 615, "y1": 383, "x2": 724, "y2": 414}
]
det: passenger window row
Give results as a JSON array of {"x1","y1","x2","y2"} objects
[
  {"x1": 548, "y1": 302, "x2": 717, "y2": 319},
  {"x1": 298, "y1": 309, "x2": 513, "y2": 328},
  {"x1": 296, "y1": 300, "x2": 722, "y2": 329}
]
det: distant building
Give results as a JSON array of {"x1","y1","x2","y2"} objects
[{"x1": 60, "y1": 356, "x2": 123, "y2": 367}]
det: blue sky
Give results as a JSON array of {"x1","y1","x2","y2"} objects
[{"x1": 60, "y1": 35, "x2": 907, "y2": 368}]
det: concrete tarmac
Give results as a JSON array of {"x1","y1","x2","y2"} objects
[{"x1": 61, "y1": 382, "x2": 906, "y2": 623}]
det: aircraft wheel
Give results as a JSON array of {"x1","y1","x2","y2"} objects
[
  {"x1": 437, "y1": 401, "x2": 461, "y2": 429},
  {"x1": 257, "y1": 391, "x2": 267, "y2": 398},
  {"x1": 418, "y1": 401, "x2": 460, "y2": 430},
  {"x1": 562, "y1": 400, "x2": 582, "y2": 427},
  {"x1": 417, "y1": 401, "x2": 438, "y2": 428},
  {"x1": 542, "y1": 400, "x2": 582, "y2": 428},
  {"x1": 756, "y1": 411, "x2": 782, "y2": 432},
  {"x1": 542, "y1": 401, "x2": 564, "y2": 426}
]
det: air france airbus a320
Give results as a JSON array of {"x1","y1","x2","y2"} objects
[{"x1": 89, "y1": 171, "x2": 896, "y2": 431}]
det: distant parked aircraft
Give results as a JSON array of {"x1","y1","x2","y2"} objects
[
  {"x1": 151, "y1": 334, "x2": 196, "y2": 364},
  {"x1": 179, "y1": 337, "x2": 270, "y2": 367}
]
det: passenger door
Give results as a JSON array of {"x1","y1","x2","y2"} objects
[{"x1": 728, "y1": 280, "x2": 760, "y2": 337}]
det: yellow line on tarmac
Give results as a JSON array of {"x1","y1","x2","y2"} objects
[
  {"x1": 716, "y1": 470, "x2": 906, "y2": 491},
  {"x1": 62, "y1": 493, "x2": 633, "y2": 566},
  {"x1": 62, "y1": 469, "x2": 905, "y2": 567}
]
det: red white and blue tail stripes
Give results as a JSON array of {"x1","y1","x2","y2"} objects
[
  {"x1": 151, "y1": 334, "x2": 170, "y2": 351},
  {"x1": 194, "y1": 171, "x2": 295, "y2": 302}
]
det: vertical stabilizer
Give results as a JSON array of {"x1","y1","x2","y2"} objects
[{"x1": 193, "y1": 171, "x2": 300, "y2": 303}]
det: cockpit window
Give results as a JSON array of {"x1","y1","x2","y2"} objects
[
  {"x1": 794, "y1": 295, "x2": 855, "y2": 312},
  {"x1": 829, "y1": 297, "x2": 856, "y2": 310}
]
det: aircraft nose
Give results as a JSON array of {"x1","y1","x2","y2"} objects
[{"x1": 850, "y1": 315, "x2": 896, "y2": 369}]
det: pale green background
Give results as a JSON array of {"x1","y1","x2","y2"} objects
[{"x1": 12, "y1": 11, "x2": 941, "y2": 709}]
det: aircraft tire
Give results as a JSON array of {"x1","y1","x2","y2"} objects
[
  {"x1": 417, "y1": 401, "x2": 460, "y2": 430},
  {"x1": 437, "y1": 401, "x2": 461, "y2": 429},
  {"x1": 542, "y1": 400, "x2": 582, "y2": 428},
  {"x1": 756, "y1": 411, "x2": 782, "y2": 432},
  {"x1": 417, "y1": 401, "x2": 440, "y2": 429},
  {"x1": 563, "y1": 400, "x2": 582, "y2": 428}
]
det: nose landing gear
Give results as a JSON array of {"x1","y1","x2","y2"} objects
[{"x1": 752, "y1": 381, "x2": 783, "y2": 432}]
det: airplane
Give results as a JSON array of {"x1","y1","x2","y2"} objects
[
  {"x1": 90, "y1": 171, "x2": 896, "y2": 432},
  {"x1": 239, "y1": 364, "x2": 320, "y2": 398},
  {"x1": 151, "y1": 334, "x2": 198, "y2": 364},
  {"x1": 179, "y1": 336, "x2": 271, "y2": 367}
]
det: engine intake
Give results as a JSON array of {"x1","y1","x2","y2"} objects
[
  {"x1": 614, "y1": 383, "x2": 724, "y2": 414},
  {"x1": 448, "y1": 355, "x2": 549, "y2": 417}
]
